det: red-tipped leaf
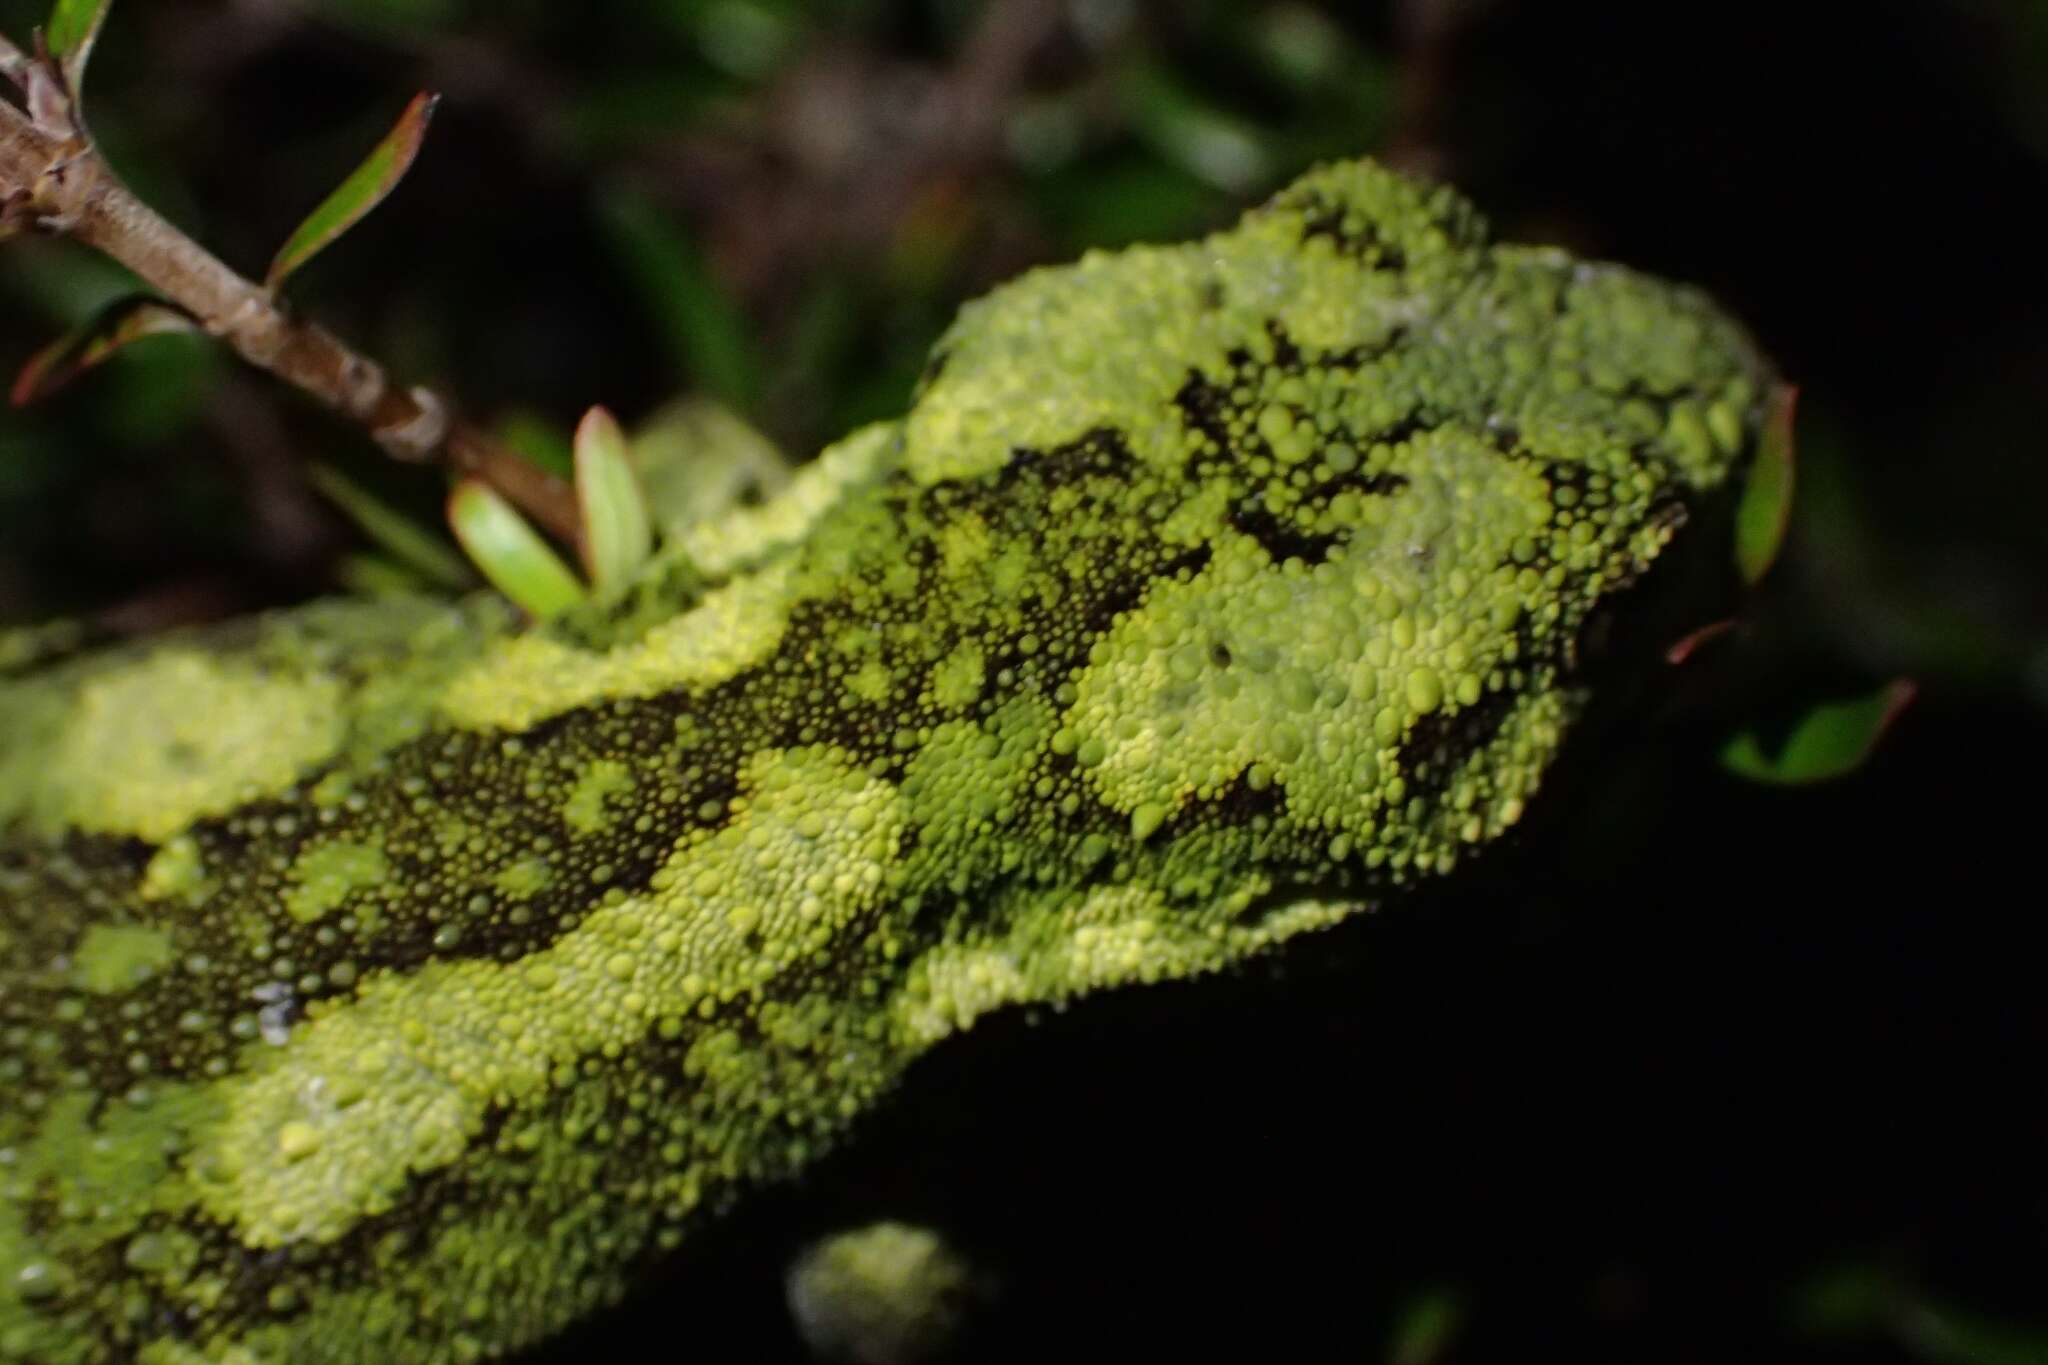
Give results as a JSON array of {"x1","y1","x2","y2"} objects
[
  {"x1": 1665, "y1": 618, "x2": 1738, "y2": 667},
  {"x1": 10, "y1": 295, "x2": 197, "y2": 406},
  {"x1": 1734, "y1": 383, "x2": 1798, "y2": 586},
  {"x1": 266, "y1": 92, "x2": 439, "y2": 291},
  {"x1": 1721, "y1": 679, "x2": 1916, "y2": 785}
]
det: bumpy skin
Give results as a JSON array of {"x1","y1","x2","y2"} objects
[{"x1": 0, "y1": 160, "x2": 1769, "y2": 1363}]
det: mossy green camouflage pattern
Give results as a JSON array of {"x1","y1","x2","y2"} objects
[{"x1": 0, "y1": 160, "x2": 1770, "y2": 1363}]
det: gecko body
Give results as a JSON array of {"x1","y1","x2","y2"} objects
[{"x1": 0, "y1": 160, "x2": 1769, "y2": 1363}]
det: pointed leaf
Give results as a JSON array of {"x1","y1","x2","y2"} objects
[
  {"x1": 308, "y1": 464, "x2": 476, "y2": 591},
  {"x1": 266, "y1": 91, "x2": 439, "y2": 291},
  {"x1": 1734, "y1": 383, "x2": 1798, "y2": 585},
  {"x1": 447, "y1": 479, "x2": 587, "y2": 619},
  {"x1": 10, "y1": 295, "x2": 198, "y2": 406},
  {"x1": 1721, "y1": 679, "x2": 1915, "y2": 785},
  {"x1": 45, "y1": 0, "x2": 111, "y2": 96},
  {"x1": 573, "y1": 405, "x2": 653, "y2": 597}
]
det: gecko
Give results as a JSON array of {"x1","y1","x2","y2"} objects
[{"x1": 0, "y1": 157, "x2": 1771, "y2": 1363}]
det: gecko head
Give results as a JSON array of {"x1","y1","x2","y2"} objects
[{"x1": 1038, "y1": 159, "x2": 1774, "y2": 880}]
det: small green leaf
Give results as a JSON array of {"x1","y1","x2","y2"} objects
[
  {"x1": 1734, "y1": 382, "x2": 1798, "y2": 585},
  {"x1": 9, "y1": 295, "x2": 198, "y2": 406},
  {"x1": 308, "y1": 464, "x2": 475, "y2": 591},
  {"x1": 1721, "y1": 679, "x2": 1915, "y2": 785},
  {"x1": 573, "y1": 405, "x2": 654, "y2": 597},
  {"x1": 266, "y1": 91, "x2": 439, "y2": 291},
  {"x1": 447, "y1": 480, "x2": 588, "y2": 620},
  {"x1": 45, "y1": 0, "x2": 112, "y2": 96}
]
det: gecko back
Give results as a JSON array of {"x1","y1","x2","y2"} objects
[{"x1": 0, "y1": 159, "x2": 1770, "y2": 1363}]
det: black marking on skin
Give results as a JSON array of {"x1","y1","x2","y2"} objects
[
  {"x1": 948, "y1": 425, "x2": 1220, "y2": 643},
  {"x1": 1590, "y1": 494, "x2": 1689, "y2": 611},
  {"x1": 1506, "y1": 607, "x2": 1551, "y2": 679},
  {"x1": 1319, "y1": 324, "x2": 1412, "y2": 373},
  {"x1": 1471, "y1": 422, "x2": 1693, "y2": 628},
  {"x1": 1264, "y1": 320, "x2": 1302, "y2": 369},
  {"x1": 1393, "y1": 683, "x2": 1523, "y2": 805},
  {"x1": 1174, "y1": 330, "x2": 1425, "y2": 567},
  {"x1": 1369, "y1": 413, "x2": 1428, "y2": 448},
  {"x1": 1172, "y1": 370, "x2": 1235, "y2": 460},
  {"x1": 1082, "y1": 544, "x2": 1213, "y2": 637},
  {"x1": 1, "y1": 836, "x2": 187, "y2": 1100},
  {"x1": 1174, "y1": 321, "x2": 1425, "y2": 464},
  {"x1": 984, "y1": 424, "x2": 1137, "y2": 495},
  {"x1": 1206, "y1": 764, "x2": 1290, "y2": 828},
  {"x1": 1285, "y1": 191, "x2": 1409, "y2": 270},
  {"x1": 1227, "y1": 502, "x2": 1348, "y2": 566}
]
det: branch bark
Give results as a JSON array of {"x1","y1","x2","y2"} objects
[{"x1": 0, "y1": 90, "x2": 579, "y2": 543}]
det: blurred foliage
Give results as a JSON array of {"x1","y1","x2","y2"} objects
[
  {"x1": 1721, "y1": 680, "x2": 1917, "y2": 787},
  {"x1": 446, "y1": 475, "x2": 587, "y2": 618},
  {"x1": 0, "y1": 0, "x2": 1400, "y2": 622},
  {"x1": 3, "y1": 1, "x2": 2046, "y2": 1361}
]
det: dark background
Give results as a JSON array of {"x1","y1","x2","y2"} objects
[{"x1": 2, "y1": 1, "x2": 2044, "y2": 1360}]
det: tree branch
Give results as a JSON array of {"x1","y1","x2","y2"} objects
[{"x1": 0, "y1": 89, "x2": 579, "y2": 543}]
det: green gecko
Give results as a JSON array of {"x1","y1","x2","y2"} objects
[{"x1": 0, "y1": 158, "x2": 1771, "y2": 1363}]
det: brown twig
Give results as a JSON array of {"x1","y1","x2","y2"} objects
[{"x1": 0, "y1": 72, "x2": 580, "y2": 543}]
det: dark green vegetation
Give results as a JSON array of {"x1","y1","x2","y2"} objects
[{"x1": 2, "y1": 2, "x2": 2043, "y2": 1362}]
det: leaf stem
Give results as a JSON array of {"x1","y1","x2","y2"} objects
[{"x1": 0, "y1": 88, "x2": 580, "y2": 542}]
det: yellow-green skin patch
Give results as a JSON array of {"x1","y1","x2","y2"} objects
[
  {"x1": 2, "y1": 652, "x2": 343, "y2": 843},
  {"x1": 0, "y1": 159, "x2": 1770, "y2": 1363},
  {"x1": 283, "y1": 842, "x2": 387, "y2": 925},
  {"x1": 69, "y1": 924, "x2": 176, "y2": 995},
  {"x1": 562, "y1": 760, "x2": 634, "y2": 835}
]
